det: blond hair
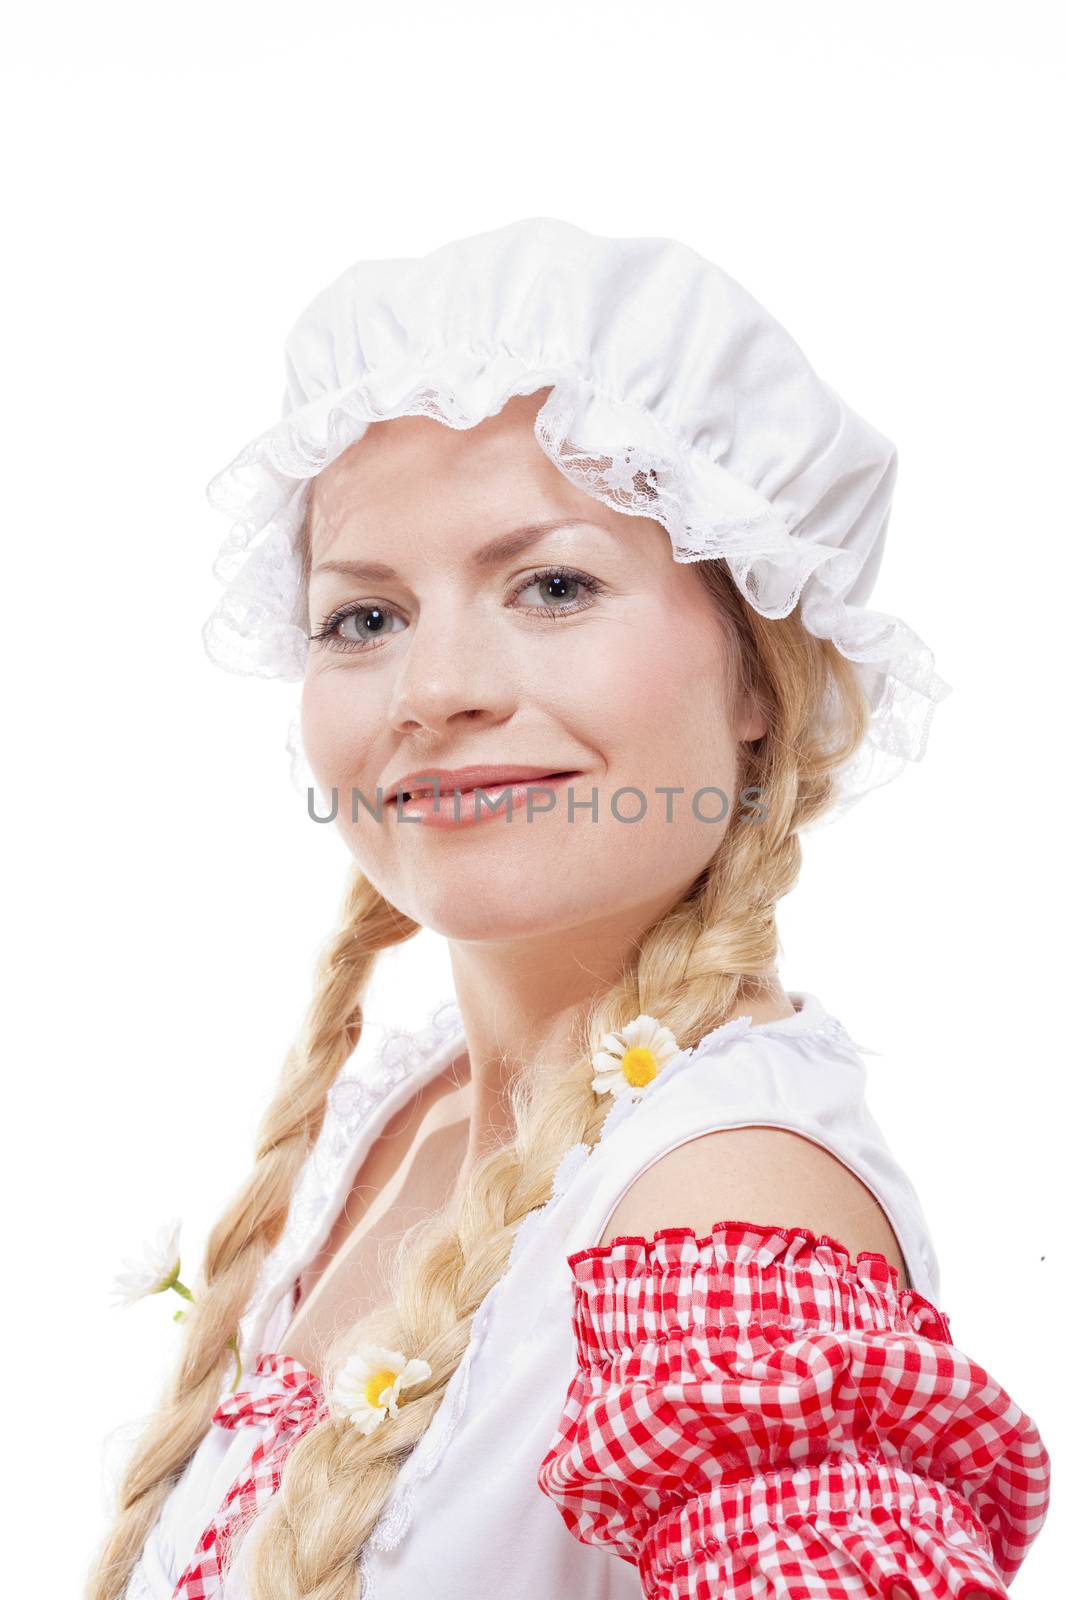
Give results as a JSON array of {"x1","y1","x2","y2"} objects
[{"x1": 87, "y1": 553, "x2": 868, "y2": 1600}]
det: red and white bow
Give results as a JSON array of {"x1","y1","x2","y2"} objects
[{"x1": 171, "y1": 1352, "x2": 326, "y2": 1600}]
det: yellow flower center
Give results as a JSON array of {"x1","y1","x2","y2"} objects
[
  {"x1": 621, "y1": 1045, "x2": 658, "y2": 1088},
  {"x1": 365, "y1": 1369, "x2": 398, "y2": 1409}
]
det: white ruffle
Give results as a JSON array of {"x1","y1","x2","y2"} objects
[{"x1": 201, "y1": 225, "x2": 952, "y2": 825}]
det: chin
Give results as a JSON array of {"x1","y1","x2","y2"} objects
[
  {"x1": 398, "y1": 877, "x2": 588, "y2": 943},
  {"x1": 415, "y1": 902, "x2": 566, "y2": 943}
]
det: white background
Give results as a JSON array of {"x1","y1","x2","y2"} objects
[{"x1": 3, "y1": 2, "x2": 1062, "y2": 1592}]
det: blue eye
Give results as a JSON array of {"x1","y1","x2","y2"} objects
[
  {"x1": 508, "y1": 566, "x2": 604, "y2": 616},
  {"x1": 308, "y1": 603, "x2": 407, "y2": 654},
  {"x1": 308, "y1": 564, "x2": 604, "y2": 655}
]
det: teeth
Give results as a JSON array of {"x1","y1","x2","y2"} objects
[
  {"x1": 403, "y1": 784, "x2": 500, "y2": 802},
  {"x1": 396, "y1": 774, "x2": 565, "y2": 803}
]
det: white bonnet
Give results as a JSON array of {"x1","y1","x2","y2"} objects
[{"x1": 202, "y1": 216, "x2": 950, "y2": 823}]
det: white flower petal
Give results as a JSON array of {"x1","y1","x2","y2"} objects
[
  {"x1": 591, "y1": 1012, "x2": 681, "y2": 1104},
  {"x1": 649, "y1": 1023, "x2": 681, "y2": 1061},
  {"x1": 397, "y1": 1357, "x2": 432, "y2": 1388},
  {"x1": 591, "y1": 1070, "x2": 623, "y2": 1095},
  {"x1": 110, "y1": 1217, "x2": 183, "y2": 1306},
  {"x1": 350, "y1": 1398, "x2": 387, "y2": 1435},
  {"x1": 333, "y1": 1351, "x2": 372, "y2": 1387},
  {"x1": 329, "y1": 1376, "x2": 379, "y2": 1426},
  {"x1": 591, "y1": 1048, "x2": 623, "y2": 1072},
  {"x1": 363, "y1": 1343, "x2": 409, "y2": 1373},
  {"x1": 328, "y1": 1342, "x2": 431, "y2": 1431},
  {"x1": 617, "y1": 1016, "x2": 649, "y2": 1048}
]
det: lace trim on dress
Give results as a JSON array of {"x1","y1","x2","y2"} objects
[{"x1": 238, "y1": 998, "x2": 464, "y2": 1358}]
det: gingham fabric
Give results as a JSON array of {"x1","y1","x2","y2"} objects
[
  {"x1": 537, "y1": 1221, "x2": 1051, "y2": 1600},
  {"x1": 171, "y1": 1353, "x2": 326, "y2": 1600}
]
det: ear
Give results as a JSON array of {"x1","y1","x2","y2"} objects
[{"x1": 735, "y1": 691, "x2": 768, "y2": 744}]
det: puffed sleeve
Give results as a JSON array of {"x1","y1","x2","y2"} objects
[{"x1": 536, "y1": 1222, "x2": 1050, "y2": 1600}]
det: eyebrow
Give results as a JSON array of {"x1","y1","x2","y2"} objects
[{"x1": 310, "y1": 518, "x2": 611, "y2": 582}]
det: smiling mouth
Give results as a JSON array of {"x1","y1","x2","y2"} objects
[{"x1": 393, "y1": 771, "x2": 581, "y2": 804}]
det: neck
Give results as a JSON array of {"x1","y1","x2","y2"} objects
[{"x1": 445, "y1": 902, "x2": 792, "y2": 1175}]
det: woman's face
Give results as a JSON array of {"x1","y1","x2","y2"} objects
[{"x1": 302, "y1": 390, "x2": 766, "y2": 942}]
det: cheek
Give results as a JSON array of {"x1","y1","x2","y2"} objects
[
  {"x1": 575, "y1": 624, "x2": 732, "y2": 778},
  {"x1": 300, "y1": 671, "x2": 379, "y2": 788}
]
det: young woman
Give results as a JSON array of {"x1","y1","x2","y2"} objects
[{"x1": 90, "y1": 219, "x2": 1050, "y2": 1600}]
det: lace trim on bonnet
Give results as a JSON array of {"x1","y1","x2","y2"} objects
[
  {"x1": 205, "y1": 372, "x2": 947, "y2": 831},
  {"x1": 199, "y1": 221, "x2": 952, "y2": 828}
]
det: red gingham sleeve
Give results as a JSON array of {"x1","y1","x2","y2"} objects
[{"x1": 536, "y1": 1222, "x2": 1050, "y2": 1600}]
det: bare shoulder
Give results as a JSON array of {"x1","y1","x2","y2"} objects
[{"x1": 596, "y1": 1125, "x2": 910, "y2": 1289}]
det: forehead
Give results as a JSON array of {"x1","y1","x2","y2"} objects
[{"x1": 305, "y1": 389, "x2": 624, "y2": 563}]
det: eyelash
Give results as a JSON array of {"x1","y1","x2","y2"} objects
[{"x1": 308, "y1": 565, "x2": 606, "y2": 655}]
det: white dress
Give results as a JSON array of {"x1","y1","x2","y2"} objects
[{"x1": 122, "y1": 990, "x2": 946, "y2": 1599}]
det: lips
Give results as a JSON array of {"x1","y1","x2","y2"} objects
[{"x1": 386, "y1": 766, "x2": 579, "y2": 804}]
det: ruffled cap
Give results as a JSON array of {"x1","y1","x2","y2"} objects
[{"x1": 202, "y1": 217, "x2": 952, "y2": 819}]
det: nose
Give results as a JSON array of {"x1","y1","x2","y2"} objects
[{"x1": 386, "y1": 598, "x2": 518, "y2": 736}]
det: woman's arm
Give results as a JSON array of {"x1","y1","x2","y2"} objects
[{"x1": 537, "y1": 1136, "x2": 1050, "y2": 1599}]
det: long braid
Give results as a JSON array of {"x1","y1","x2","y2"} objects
[{"x1": 86, "y1": 871, "x2": 419, "y2": 1600}]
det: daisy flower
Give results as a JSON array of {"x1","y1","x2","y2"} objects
[
  {"x1": 591, "y1": 1014, "x2": 680, "y2": 1100},
  {"x1": 328, "y1": 1343, "x2": 433, "y2": 1436},
  {"x1": 110, "y1": 1217, "x2": 185, "y2": 1307}
]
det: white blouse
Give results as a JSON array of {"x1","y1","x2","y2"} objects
[{"x1": 122, "y1": 990, "x2": 943, "y2": 1599}]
